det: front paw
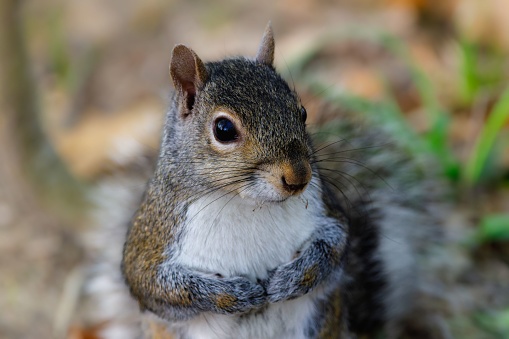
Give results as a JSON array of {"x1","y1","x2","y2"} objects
[
  {"x1": 264, "y1": 236, "x2": 346, "y2": 304},
  {"x1": 265, "y1": 257, "x2": 320, "y2": 303},
  {"x1": 207, "y1": 276, "x2": 267, "y2": 314}
]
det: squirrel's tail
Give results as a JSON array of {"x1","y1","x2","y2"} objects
[
  {"x1": 314, "y1": 115, "x2": 451, "y2": 338},
  {"x1": 82, "y1": 173, "x2": 151, "y2": 339}
]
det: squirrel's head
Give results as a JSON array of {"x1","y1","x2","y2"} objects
[{"x1": 164, "y1": 24, "x2": 313, "y2": 203}]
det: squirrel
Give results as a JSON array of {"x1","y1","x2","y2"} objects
[{"x1": 121, "y1": 24, "x2": 445, "y2": 339}]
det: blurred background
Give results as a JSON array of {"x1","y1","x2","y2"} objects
[{"x1": 1, "y1": 0, "x2": 509, "y2": 338}]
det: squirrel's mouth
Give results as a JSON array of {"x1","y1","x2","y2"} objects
[
  {"x1": 237, "y1": 179, "x2": 309, "y2": 204},
  {"x1": 262, "y1": 196, "x2": 290, "y2": 204}
]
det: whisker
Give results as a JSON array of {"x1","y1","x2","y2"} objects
[
  {"x1": 317, "y1": 167, "x2": 372, "y2": 207},
  {"x1": 309, "y1": 139, "x2": 350, "y2": 156},
  {"x1": 186, "y1": 179, "x2": 254, "y2": 223},
  {"x1": 317, "y1": 176, "x2": 354, "y2": 214},
  {"x1": 314, "y1": 159, "x2": 393, "y2": 191},
  {"x1": 311, "y1": 143, "x2": 392, "y2": 158},
  {"x1": 164, "y1": 158, "x2": 262, "y2": 166},
  {"x1": 301, "y1": 83, "x2": 337, "y2": 107},
  {"x1": 210, "y1": 182, "x2": 256, "y2": 225},
  {"x1": 167, "y1": 168, "x2": 257, "y2": 180},
  {"x1": 205, "y1": 182, "x2": 256, "y2": 242},
  {"x1": 181, "y1": 175, "x2": 251, "y2": 200}
]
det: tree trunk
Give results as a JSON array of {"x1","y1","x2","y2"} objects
[{"x1": 0, "y1": 0, "x2": 88, "y2": 219}]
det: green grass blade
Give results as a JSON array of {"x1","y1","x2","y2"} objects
[
  {"x1": 380, "y1": 35, "x2": 460, "y2": 180},
  {"x1": 458, "y1": 40, "x2": 480, "y2": 105},
  {"x1": 464, "y1": 87, "x2": 509, "y2": 184}
]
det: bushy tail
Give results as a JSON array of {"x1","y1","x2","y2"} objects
[{"x1": 313, "y1": 115, "x2": 450, "y2": 338}]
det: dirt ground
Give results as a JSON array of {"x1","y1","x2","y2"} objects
[{"x1": 1, "y1": 0, "x2": 509, "y2": 338}]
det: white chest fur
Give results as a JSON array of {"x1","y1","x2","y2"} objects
[
  {"x1": 169, "y1": 186, "x2": 324, "y2": 338},
  {"x1": 172, "y1": 187, "x2": 321, "y2": 280}
]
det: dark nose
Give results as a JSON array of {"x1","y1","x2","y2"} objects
[
  {"x1": 282, "y1": 176, "x2": 308, "y2": 192},
  {"x1": 281, "y1": 161, "x2": 312, "y2": 194}
]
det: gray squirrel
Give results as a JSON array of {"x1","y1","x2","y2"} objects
[{"x1": 121, "y1": 24, "x2": 444, "y2": 339}]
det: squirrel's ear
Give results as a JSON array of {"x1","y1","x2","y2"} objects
[
  {"x1": 170, "y1": 45, "x2": 208, "y2": 114},
  {"x1": 256, "y1": 22, "x2": 275, "y2": 66}
]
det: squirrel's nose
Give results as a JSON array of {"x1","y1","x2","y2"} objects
[
  {"x1": 281, "y1": 176, "x2": 307, "y2": 192},
  {"x1": 281, "y1": 162, "x2": 312, "y2": 194}
]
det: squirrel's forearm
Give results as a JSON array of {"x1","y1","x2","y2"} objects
[
  {"x1": 135, "y1": 265, "x2": 202, "y2": 321},
  {"x1": 124, "y1": 261, "x2": 267, "y2": 321},
  {"x1": 314, "y1": 218, "x2": 348, "y2": 270},
  {"x1": 266, "y1": 218, "x2": 347, "y2": 303},
  {"x1": 293, "y1": 218, "x2": 347, "y2": 286}
]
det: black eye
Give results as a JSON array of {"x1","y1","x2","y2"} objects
[
  {"x1": 300, "y1": 106, "x2": 307, "y2": 123},
  {"x1": 214, "y1": 118, "x2": 238, "y2": 142}
]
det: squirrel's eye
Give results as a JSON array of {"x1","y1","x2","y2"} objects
[
  {"x1": 214, "y1": 118, "x2": 238, "y2": 142},
  {"x1": 301, "y1": 107, "x2": 307, "y2": 123}
]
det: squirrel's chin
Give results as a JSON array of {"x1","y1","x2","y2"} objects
[
  {"x1": 237, "y1": 191, "x2": 276, "y2": 202},
  {"x1": 237, "y1": 189, "x2": 294, "y2": 204},
  {"x1": 236, "y1": 181, "x2": 307, "y2": 203}
]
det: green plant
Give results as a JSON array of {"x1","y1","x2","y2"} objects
[
  {"x1": 476, "y1": 308, "x2": 509, "y2": 338},
  {"x1": 464, "y1": 87, "x2": 509, "y2": 185},
  {"x1": 473, "y1": 213, "x2": 509, "y2": 244}
]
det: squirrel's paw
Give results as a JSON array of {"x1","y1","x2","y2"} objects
[
  {"x1": 264, "y1": 238, "x2": 343, "y2": 304},
  {"x1": 265, "y1": 255, "x2": 319, "y2": 303},
  {"x1": 206, "y1": 276, "x2": 267, "y2": 314}
]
